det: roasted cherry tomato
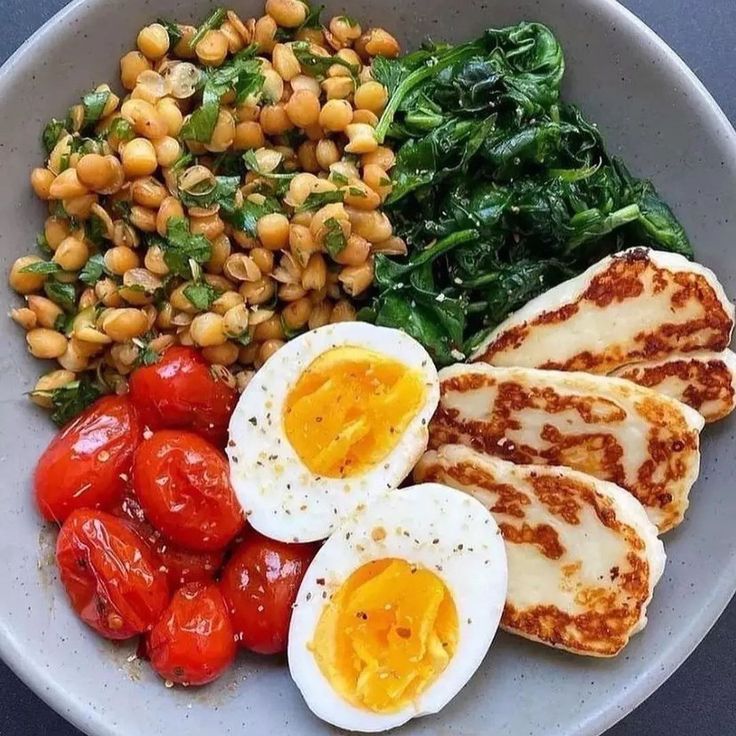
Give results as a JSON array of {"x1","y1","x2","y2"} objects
[
  {"x1": 34, "y1": 395, "x2": 142, "y2": 522},
  {"x1": 128, "y1": 347, "x2": 237, "y2": 446},
  {"x1": 133, "y1": 430, "x2": 243, "y2": 552},
  {"x1": 148, "y1": 583, "x2": 236, "y2": 685},
  {"x1": 220, "y1": 532, "x2": 318, "y2": 654},
  {"x1": 112, "y1": 491, "x2": 224, "y2": 589},
  {"x1": 56, "y1": 509, "x2": 169, "y2": 640}
]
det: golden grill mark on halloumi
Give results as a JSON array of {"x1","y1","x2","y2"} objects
[
  {"x1": 414, "y1": 446, "x2": 666, "y2": 658},
  {"x1": 429, "y1": 364, "x2": 704, "y2": 533},
  {"x1": 611, "y1": 350, "x2": 736, "y2": 422},
  {"x1": 471, "y1": 248, "x2": 735, "y2": 374}
]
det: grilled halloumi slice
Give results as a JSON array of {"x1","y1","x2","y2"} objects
[
  {"x1": 429, "y1": 363, "x2": 704, "y2": 532},
  {"x1": 611, "y1": 349, "x2": 736, "y2": 422},
  {"x1": 471, "y1": 248, "x2": 735, "y2": 374},
  {"x1": 414, "y1": 445, "x2": 666, "y2": 657}
]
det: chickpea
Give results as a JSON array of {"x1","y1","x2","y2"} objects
[
  {"x1": 254, "y1": 15, "x2": 278, "y2": 53},
  {"x1": 294, "y1": 140, "x2": 319, "y2": 172},
  {"x1": 48, "y1": 168, "x2": 88, "y2": 200},
  {"x1": 344, "y1": 123, "x2": 378, "y2": 154},
  {"x1": 26, "y1": 295, "x2": 63, "y2": 328},
  {"x1": 212, "y1": 291, "x2": 244, "y2": 316},
  {"x1": 129, "y1": 205, "x2": 158, "y2": 233},
  {"x1": 120, "y1": 51, "x2": 152, "y2": 90},
  {"x1": 196, "y1": 29, "x2": 229, "y2": 67},
  {"x1": 321, "y1": 76, "x2": 354, "y2": 100},
  {"x1": 310, "y1": 202, "x2": 350, "y2": 247},
  {"x1": 222, "y1": 303, "x2": 250, "y2": 338},
  {"x1": 339, "y1": 259, "x2": 374, "y2": 296},
  {"x1": 362, "y1": 145, "x2": 395, "y2": 171},
  {"x1": 272, "y1": 43, "x2": 300, "y2": 81},
  {"x1": 329, "y1": 16, "x2": 362, "y2": 46},
  {"x1": 31, "y1": 370, "x2": 76, "y2": 408},
  {"x1": 334, "y1": 233, "x2": 371, "y2": 266},
  {"x1": 104, "y1": 246, "x2": 140, "y2": 275},
  {"x1": 314, "y1": 139, "x2": 340, "y2": 170},
  {"x1": 170, "y1": 283, "x2": 199, "y2": 314},
  {"x1": 360, "y1": 28, "x2": 400, "y2": 59},
  {"x1": 239, "y1": 341, "x2": 260, "y2": 365},
  {"x1": 112, "y1": 220, "x2": 140, "y2": 249},
  {"x1": 346, "y1": 208, "x2": 392, "y2": 243},
  {"x1": 157, "y1": 97, "x2": 184, "y2": 137},
  {"x1": 351, "y1": 108, "x2": 378, "y2": 127},
  {"x1": 205, "y1": 108, "x2": 236, "y2": 153},
  {"x1": 240, "y1": 276, "x2": 276, "y2": 305},
  {"x1": 156, "y1": 196, "x2": 185, "y2": 236},
  {"x1": 95, "y1": 278, "x2": 124, "y2": 307},
  {"x1": 44, "y1": 216, "x2": 71, "y2": 250},
  {"x1": 289, "y1": 223, "x2": 319, "y2": 266},
  {"x1": 281, "y1": 297, "x2": 311, "y2": 330},
  {"x1": 257, "y1": 213, "x2": 290, "y2": 250},
  {"x1": 285, "y1": 90, "x2": 321, "y2": 129},
  {"x1": 11, "y1": 307, "x2": 37, "y2": 330},
  {"x1": 153, "y1": 136, "x2": 181, "y2": 167},
  {"x1": 190, "y1": 212, "x2": 225, "y2": 241},
  {"x1": 259, "y1": 104, "x2": 293, "y2": 136},
  {"x1": 200, "y1": 342, "x2": 239, "y2": 366},
  {"x1": 51, "y1": 236, "x2": 88, "y2": 271},
  {"x1": 258, "y1": 339, "x2": 285, "y2": 364},
  {"x1": 26, "y1": 328, "x2": 67, "y2": 359},
  {"x1": 173, "y1": 24, "x2": 197, "y2": 58},
  {"x1": 295, "y1": 26, "x2": 325, "y2": 46},
  {"x1": 75, "y1": 154, "x2": 112, "y2": 192},
  {"x1": 343, "y1": 179, "x2": 381, "y2": 210},
  {"x1": 190, "y1": 312, "x2": 227, "y2": 347},
  {"x1": 9, "y1": 256, "x2": 46, "y2": 294},
  {"x1": 301, "y1": 253, "x2": 327, "y2": 290},
  {"x1": 30, "y1": 168, "x2": 55, "y2": 200},
  {"x1": 137, "y1": 23, "x2": 170, "y2": 60},
  {"x1": 253, "y1": 314, "x2": 285, "y2": 341},
  {"x1": 224, "y1": 253, "x2": 261, "y2": 282},
  {"x1": 121, "y1": 138, "x2": 158, "y2": 177},
  {"x1": 290, "y1": 74, "x2": 321, "y2": 97},
  {"x1": 319, "y1": 99, "x2": 353, "y2": 132},
  {"x1": 121, "y1": 98, "x2": 168, "y2": 140},
  {"x1": 101, "y1": 308, "x2": 149, "y2": 341},
  {"x1": 330, "y1": 298, "x2": 357, "y2": 322},
  {"x1": 131, "y1": 176, "x2": 167, "y2": 208},
  {"x1": 362, "y1": 163, "x2": 392, "y2": 200},
  {"x1": 233, "y1": 120, "x2": 265, "y2": 150},
  {"x1": 63, "y1": 193, "x2": 98, "y2": 220},
  {"x1": 219, "y1": 20, "x2": 244, "y2": 54},
  {"x1": 265, "y1": 0, "x2": 307, "y2": 27},
  {"x1": 144, "y1": 244, "x2": 170, "y2": 276},
  {"x1": 354, "y1": 81, "x2": 388, "y2": 114},
  {"x1": 207, "y1": 234, "x2": 232, "y2": 274}
]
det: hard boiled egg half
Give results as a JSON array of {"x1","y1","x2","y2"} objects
[
  {"x1": 227, "y1": 323, "x2": 440, "y2": 542},
  {"x1": 288, "y1": 483, "x2": 508, "y2": 732}
]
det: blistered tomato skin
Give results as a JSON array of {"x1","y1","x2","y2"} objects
[
  {"x1": 133, "y1": 430, "x2": 243, "y2": 552},
  {"x1": 56, "y1": 509, "x2": 169, "y2": 640},
  {"x1": 220, "y1": 532, "x2": 318, "y2": 655},
  {"x1": 128, "y1": 346, "x2": 237, "y2": 447},
  {"x1": 34, "y1": 395, "x2": 142, "y2": 522},
  {"x1": 148, "y1": 583, "x2": 236, "y2": 686},
  {"x1": 112, "y1": 491, "x2": 225, "y2": 589}
]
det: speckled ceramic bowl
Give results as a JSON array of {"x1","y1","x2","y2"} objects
[{"x1": 1, "y1": 1, "x2": 735, "y2": 734}]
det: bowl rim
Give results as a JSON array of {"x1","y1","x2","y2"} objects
[{"x1": 1, "y1": 1, "x2": 735, "y2": 735}]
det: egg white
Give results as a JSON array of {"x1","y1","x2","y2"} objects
[
  {"x1": 287, "y1": 483, "x2": 508, "y2": 732},
  {"x1": 227, "y1": 323, "x2": 440, "y2": 543}
]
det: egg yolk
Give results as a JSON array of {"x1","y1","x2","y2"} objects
[
  {"x1": 310, "y1": 558, "x2": 459, "y2": 713},
  {"x1": 283, "y1": 347, "x2": 426, "y2": 478}
]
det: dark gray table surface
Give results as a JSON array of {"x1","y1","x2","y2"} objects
[{"x1": 1, "y1": 0, "x2": 735, "y2": 734}]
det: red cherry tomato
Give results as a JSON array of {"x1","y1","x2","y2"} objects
[
  {"x1": 128, "y1": 347, "x2": 237, "y2": 446},
  {"x1": 148, "y1": 583, "x2": 236, "y2": 685},
  {"x1": 56, "y1": 509, "x2": 169, "y2": 640},
  {"x1": 133, "y1": 430, "x2": 243, "y2": 552},
  {"x1": 220, "y1": 532, "x2": 318, "y2": 654},
  {"x1": 34, "y1": 395, "x2": 142, "y2": 522},
  {"x1": 112, "y1": 491, "x2": 224, "y2": 589}
]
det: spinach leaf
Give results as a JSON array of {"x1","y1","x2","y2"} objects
[
  {"x1": 20, "y1": 261, "x2": 61, "y2": 275},
  {"x1": 79, "y1": 253, "x2": 107, "y2": 285},
  {"x1": 300, "y1": 3, "x2": 325, "y2": 30},
  {"x1": 181, "y1": 49, "x2": 263, "y2": 143},
  {"x1": 323, "y1": 218, "x2": 347, "y2": 257},
  {"x1": 162, "y1": 217, "x2": 212, "y2": 277},
  {"x1": 183, "y1": 281, "x2": 221, "y2": 310},
  {"x1": 42, "y1": 119, "x2": 67, "y2": 154},
  {"x1": 296, "y1": 190, "x2": 345, "y2": 212},
  {"x1": 33, "y1": 377, "x2": 102, "y2": 427},
  {"x1": 44, "y1": 280, "x2": 77, "y2": 312},
  {"x1": 292, "y1": 41, "x2": 358, "y2": 81},
  {"x1": 81, "y1": 89, "x2": 111, "y2": 128},
  {"x1": 223, "y1": 196, "x2": 282, "y2": 237},
  {"x1": 178, "y1": 174, "x2": 240, "y2": 210}
]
